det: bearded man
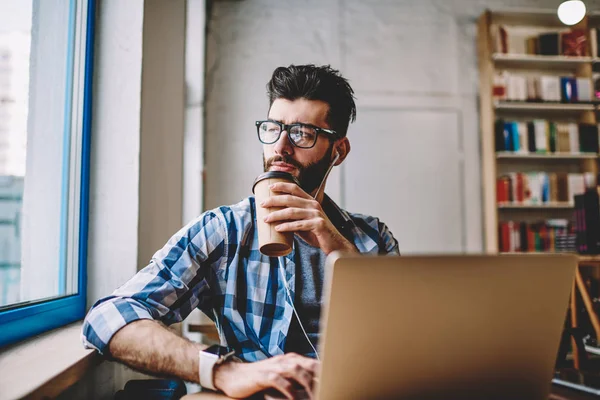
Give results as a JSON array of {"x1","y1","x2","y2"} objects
[{"x1": 82, "y1": 64, "x2": 399, "y2": 399}]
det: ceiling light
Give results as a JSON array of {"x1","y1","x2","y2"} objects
[{"x1": 557, "y1": 0, "x2": 586, "y2": 26}]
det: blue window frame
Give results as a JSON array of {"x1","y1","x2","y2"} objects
[{"x1": 0, "y1": 0, "x2": 95, "y2": 348}]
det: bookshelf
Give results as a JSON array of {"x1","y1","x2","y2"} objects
[
  {"x1": 478, "y1": 9, "x2": 599, "y2": 254},
  {"x1": 492, "y1": 53, "x2": 593, "y2": 69},
  {"x1": 494, "y1": 102, "x2": 595, "y2": 112},
  {"x1": 497, "y1": 202, "x2": 573, "y2": 209},
  {"x1": 496, "y1": 152, "x2": 597, "y2": 160}
]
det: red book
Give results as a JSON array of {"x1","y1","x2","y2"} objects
[
  {"x1": 527, "y1": 225, "x2": 535, "y2": 252},
  {"x1": 516, "y1": 173, "x2": 524, "y2": 203},
  {"x1": 496, "y1": 178, "x2": 509, "y2": 203},
  {"x1": 500, "y1": 222, "x2": 511, "y2": 253},
  {"x1": 562, "y1": 29, "x2": 589, "y2": 57}
]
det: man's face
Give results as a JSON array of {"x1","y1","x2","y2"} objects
[{"x1": 263, "y1": 98, "x2": 335, "y2": 194}]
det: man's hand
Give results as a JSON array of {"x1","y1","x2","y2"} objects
[
  {"x1": 261, "y1": 182, "x2": 357, "y2": 255},
  {"x1": 214, "y1": 353, "x2": 319, "y2": 399}
]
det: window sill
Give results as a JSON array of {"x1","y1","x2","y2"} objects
[{"x1": 0, "y1": 322, "x2": 102, "y2": 399}]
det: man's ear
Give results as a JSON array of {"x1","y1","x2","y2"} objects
[{"x1": 332, "y1": 138, "x2": 350, "y2": 166}]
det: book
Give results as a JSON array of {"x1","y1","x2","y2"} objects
[
  {"x1": 526, "y1": 37, "x2": 539, "y2": 55},
  {"x1": 556, "y1": 123, "x2": 571, "y2": 153},
  {"x1": 561, "y1": 29, "x2": 589, "y2": 56},
  {"x1": 493, "y1": 72, "x2": 508, "y2": 101},
  {"x1": 526, "y1": 76, "x2": 540, "y2": 101},
  {"x1": 499, "y1": 219, "x2": 575, "y2": 253},
  {"x1": 494, "y1": 25, "x2": 509, "y2": 54},
  {"x1": 578, "y1": 124, "x2": 599, "y2": 153},
  {"x1": 577, "y1": 78, "x2": 592, "y2": 102},
  {"x1": 527, "y1": 121, "x2": 536, "y2": 152},
  {"x1": 539, "y1": 76, "x2": 561, "y2": 102},
  {"x1": 539, "y1": 32, "x2": 560, "y2": 55},
  {"x1": 494, "y1": 119, "x2": 506, "y2": 151},
  {"x1": 592, "y1": 28, "x2": 599, "y2": 58},
  {"x1": 575, "y1": 189, "x2": 600, "y2": 254},
  {"x1": 534, "y1": 120, "x2": 548, "y2": 153},
  {"x1": 548, "y1": 122, "x2": 557, "y2": 153},
  {"x1": 560, "y1": 77, "x2": 578, "y2": 102},
  {"x1": 568, "y1": 123, "x2": 580, "y2": 153},
  {"x1": 569, "y1": 173, "x2": 586, "y2": 201},
  {"x1": 556, "y1": 173, "x2": 569, "y2": 202}
]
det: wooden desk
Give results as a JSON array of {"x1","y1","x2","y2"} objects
[{"x1": 181, "y1": 385, "x2": 599, "y2": 399}]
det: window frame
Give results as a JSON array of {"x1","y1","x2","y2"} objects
[{"x1": 0, "y1": 0, "x2": 95, "y2": 348}]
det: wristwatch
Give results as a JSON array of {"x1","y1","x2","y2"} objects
[{"x1": 199, "y1": 345, "x2": 239, "y2": 391}]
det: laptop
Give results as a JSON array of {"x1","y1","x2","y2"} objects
[{"x1": 312, "y1": 253, "x2": 577, "y2": 400}]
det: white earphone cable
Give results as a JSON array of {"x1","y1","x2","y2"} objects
[{"x1": 278, "y1": 256, "x2": 321, "y2": 360}]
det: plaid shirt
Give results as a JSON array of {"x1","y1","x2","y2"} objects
[{"x1": 81, "y1": 195, "x2": 399, "y2": 362}]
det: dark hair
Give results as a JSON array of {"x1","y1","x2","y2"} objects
[{"x1": 266, "y1": 64, "x2": 356, "y2": 137}]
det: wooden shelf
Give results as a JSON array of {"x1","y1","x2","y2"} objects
[
  {"x1": 578, "y1": 255, "x2": 600, "y2": 263},
  {"x1": 494, "y1": 102, "x2": 595, "y2": 112},
  {"x1": 498, "y1": 254, "x2": 600, "y2": 265},
  {"x1": 498, "y1": 202, "x2": 573, "y2": 209},
  {"x1": 492, "y1": 53, "x2": 593, "y2": 70},
  {"x1": 496, "y1": 152, "x2": 598, "y2": 160}
]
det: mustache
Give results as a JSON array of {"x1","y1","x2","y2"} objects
[{"x1": 265, "y1": 155, "x2": 303, "y2": 170}]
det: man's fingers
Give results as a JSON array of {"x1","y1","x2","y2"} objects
[
  {"x1": 266, "y1": 207, "x2": 317, "y2": 222},
  {"x1": 262, "y1": 194, "x2": 317, "y2": 210},
  {"x1": 267, "y1": 374, "x2": 295, "y2": 400},
  {"x1": 269, "y1": 182, "x2": 311, "y2": 199},
  {"x1": 274, "y1": 221, "x2": 312, "y2": 232},
  {"x1": 278, "y1": 365, "x2": 314, "y2": 398}
]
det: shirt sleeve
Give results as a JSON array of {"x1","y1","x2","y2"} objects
[
  {"x1": 378, "y1": 220, "x2": 400, "y2": 255},
  {"x1": 81, "y1": 210, "x2": 227, "y2": 355}
]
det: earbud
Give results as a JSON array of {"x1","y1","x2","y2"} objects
[{"x1": 332, "y1": 148, "x2": 341, "y2": 165}]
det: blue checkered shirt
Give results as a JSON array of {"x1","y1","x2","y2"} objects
[{"x1": 81, "y1": 195, "x2": 399, "y2": 362}]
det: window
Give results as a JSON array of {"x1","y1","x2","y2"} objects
[{"x1": 0, "y1": 0, "x2": 95, "y2": 347}]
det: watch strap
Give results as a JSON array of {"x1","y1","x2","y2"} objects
[{"x1": 199, "y1": 349, "x2": 219, "y2": 391}]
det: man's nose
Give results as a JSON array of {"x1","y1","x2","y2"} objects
[{"x1": 273, "y1": 130, "x2": 294, "y2": 155}]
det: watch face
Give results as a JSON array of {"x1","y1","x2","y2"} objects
[{"x1": 204, "y1": 344, "x2": 233, "y2": 357}]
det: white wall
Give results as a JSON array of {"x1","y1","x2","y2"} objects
[
  {"x1": 67, "y1": 1, "x2": 149, "y2": 398},
  {"x1": 204, "y1": 0, "x2": 600, "y2": 254},
  {"x1": 64, "y1": 0, "x2": 187, "y2": 398}
]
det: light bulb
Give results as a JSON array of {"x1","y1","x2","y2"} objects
[{"x1": 557, "y1": 0, "x2": 586, "y2": 26}]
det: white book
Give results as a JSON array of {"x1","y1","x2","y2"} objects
[
  {"x1": 540, "y1": 76, "x2": 561, "y2": 102},
  {"x1": 568, "y1": 173, "x2": 586, "y2": 202},
  {"x1": 584, "y1": 172, "x2": 597, "y2": 189},
  {"x1": 516, "y1": 75, "x2": 527, "y2": 101},
  {"x1": 508, "y1": 221, "x2": 515, "y2": 252},
  {"x1": 526, "y1": 76, "x2": 539, "y2": 101},
  {"x1": 513, "y1": 224, "x2": 520, "y2": 251},
  {"x1": 577, "y1": 78, "x2": 592, "y2": 102},
  {"x1": 508, "y1": 31, "x2": 527, "y2": 54},
  {"x1": 534, "y1": 120, "x2": 548, "y2": 153},
  {"x1": 508, "y1": 75, "x2": 519, "y2": 101},
  {"x1": 517, "y1": 122, "x2": 529, "y2": 153},
  {"x1": 528, "y1": 172, "x2": 542, "y2": 204},
  {"x1": 568, "y1": 123, "x2": 580, "y2": 153}
]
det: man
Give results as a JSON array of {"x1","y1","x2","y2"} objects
[{"x1": 82, "y1": 64, "x2": 399, "y2": 399}]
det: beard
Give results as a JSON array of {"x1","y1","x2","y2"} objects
[{"x1": 263, "y1": 145, "x2": 334, "y2": 195}]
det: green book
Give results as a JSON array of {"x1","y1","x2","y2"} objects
[{"x1": 549, "y1": 122, "x2": 557, "y2": 153}]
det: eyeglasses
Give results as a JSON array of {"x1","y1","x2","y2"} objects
[{"x1": 255, "y1": 120, "x2": 339, "y2": 149}]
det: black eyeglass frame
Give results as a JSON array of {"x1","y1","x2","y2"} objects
[{"x1": 255, "y1": 120, "x2": 340, "y2": 149}]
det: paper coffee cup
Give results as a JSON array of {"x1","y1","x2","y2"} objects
[{"x1": 252, "y1": 171, "x2": 301, "y2": 257}]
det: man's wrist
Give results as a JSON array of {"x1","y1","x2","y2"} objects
[{"x1": 213, "y1": 358, "x2": 240, "y2": 392}]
